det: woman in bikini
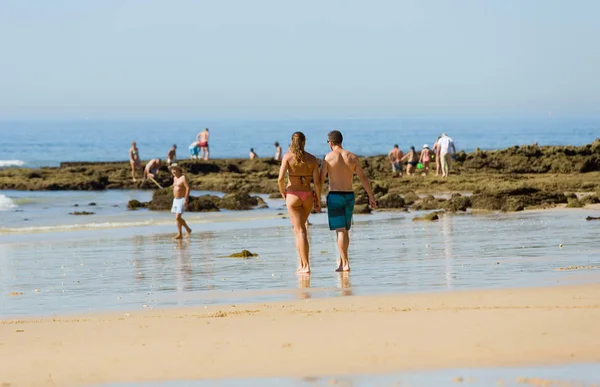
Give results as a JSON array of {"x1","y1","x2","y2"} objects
[
  {"x1": 401, "y1": 146, "x2": 419, "y2": 176},
  {"x1": 277, "y1": 132, "x2": 321, "y2": 274},
  {"x1": 129, "y1": 142, "x2": 141, "y2": 182}
]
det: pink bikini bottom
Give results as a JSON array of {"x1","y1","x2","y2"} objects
[{"x1": 287, "y1": 191, "x2": 313, "y2": 202}]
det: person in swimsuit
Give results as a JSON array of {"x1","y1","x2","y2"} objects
[
  {"x1": 388, "y1": 144, "x2": 403, "y2": 177},
  {"x1": 129, "y1": 142, "x2": 141, "y2": 182},
  {"x1": 196, "y1": 128, "x2": 210, "y2": 160},
  {"x1": 143, "y1": 158, "x2": 161, "y2": 181},
  {"x1": 319, "y1": 130, "x2": 376, "y2": 272},
  {"x1": 169, "y1": 164, "x2": 192, "y2": 240},
  {"x1": 277, "y1": 132, "x2": 321, "y2": 274},
  {"x1": 401, "y1": 146, "x2": 419, "y2": 176},
  {"x1": 249, "y1": 148, "x2": 258, "y2": 159},
  {"x1": 166, "y1": 144, "x2": 177, "y2": 166},
  {"x1": 189, "y1": 141, "x2": 200, "y2": 159},
  {"x1": 274, "y1": 142, "x2": 282, "y2": 161},
  {"x1": 419, "y1": 144, "x2": 432, "y2": 175},
  {"x1": 432, "y1": 136, "x2": 442, "y2": 176}
]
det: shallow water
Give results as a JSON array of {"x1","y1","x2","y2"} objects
[
  {"x1": 97, "y1": 363, "x2": 600, "y2": 387},
  {"x1": 1, "y1": 191, "x2": 599, "y2": 318}
]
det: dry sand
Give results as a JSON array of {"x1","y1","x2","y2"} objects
[{"x1": 2, "y1": 284, "x2": 600, "y2": 387}]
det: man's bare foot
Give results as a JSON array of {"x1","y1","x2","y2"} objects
[
  {"x1": 335, "y1": 258, "x2": 350, "y2": 272},
  {"x1": 185, "y1": 229, "x2": 192, "y2": 238},
  {"x1": 173, "y1": 234, "x2": 183, "y2": 240},
  {"x1": 296, "y1": 267, "x2": 311, "y2": 274}
]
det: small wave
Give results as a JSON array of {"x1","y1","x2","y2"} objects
[
  {"x1": 0, "y1": 195, "x2": 17, "y2": 211},
  {"x1": 0, "y1": 220, "x2": 162, "y2": 234},
  {"x1": 0, "y1": 160, "x2": 25, "y2": 168}
]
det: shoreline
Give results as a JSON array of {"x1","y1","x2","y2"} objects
[{"x1": 2, "y1": 283, "x2": 600, "y2": 387}]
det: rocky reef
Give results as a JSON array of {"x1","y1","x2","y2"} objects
[{"x1": 2, "y1": 141, "x2": 600, "y2": 213}]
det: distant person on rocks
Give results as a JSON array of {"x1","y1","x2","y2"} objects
[
  {"x1": 419, "y1": 144, "x2": 432, "y2": 175},
  {"x1": 196, "y1": 128, "x2": 210, "y2": 160},
  {"x1": 401, "y1": 146, "x2": 419, "y2": 176},
  {"x1": 169, "y1": 164, "x2": 192, "y2": 240},
  {"x1": 166, "y1": 144, "x2": 177, "y2": 165},
  {"x1": 319, "y1": 130, "x2": 376, "y2": 272},
  {"x1": 249, "y1": 148, "x2": 258, "y2": 159},
  {"x1": 274, "y1": 142, "x2": 282, "y2": 161},
  {"x1": 388, "y1": 145, "x2": 403, "y2": 177},
  {"x1": 437, "y1": 133, "x2": 456, "y2": 178},
  {"x1": 144, "y1": 158, "x2": 161, "y2": 180},
  {"x1": 432, "y1": 136, "x2": 442, "y2": 176},
  {"x1": 129, "y1": 142, "x2": 141, "y2": 182},
  {"x1": 277, "y1": 132, "x2": 321, "y2": 274},
  {"x1": 189, "y1": 141, "x2": 200, "y2": 160}
]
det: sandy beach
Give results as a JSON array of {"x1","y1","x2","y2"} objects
[{"x1": 2, "y1": 283, "x2": 600, "y2": 387}]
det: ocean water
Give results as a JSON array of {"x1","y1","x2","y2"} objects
[
  {"x1": 100, "y1": 364, "x2": 600, "y2": 387},
  {"x1": 0, "y1": 116, "x2": 599, "y2": 168},
  {"x1": 1, "y1": 188, "x2": 599, "y2": 318}
]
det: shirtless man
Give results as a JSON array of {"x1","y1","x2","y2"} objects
[
  {"x1": 401, "y1": 146, "x2": 419, "y2": 176},
  {"x1": 166, "y1": 145, "x2": 177, "y2": 165},
  {"x1": 249, "y1": 148, "x2": 258, "y2": 159},
  {"x1": 274, "y1": 142, "x2": 282, "y2": 161},
  {"x1": 196, "y1": 128, "x2": 210, "y2": 160},
  {"x1": 144, "y1": 158, "x2": 161, "y2": 180},
  {"x1": 319, "y1": 130, "x2": 377, "y2": 272},
  {"x1": 169, "y1": 164, "x2": 192, "y2": 240},
  {"x1": 388, "y1": 144, "x2": 403, "y2": 177}
]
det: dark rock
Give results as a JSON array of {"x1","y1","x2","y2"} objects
[
  {"x1": 471, "y1": 186, "x2": 567, "y2": 212},
  {"x1": 88, "y1": 202, "x2": 97, "y2": 206},
  {"x1": 403, "y1": 191, "x2": 419, "y2": 205},
  {"x1": 566, "y1": 198, "x2": 584, "y2": 208},
  {"x1": 219, "y1": 192, "x2": 261, "y2": 210},
  {"x1": 69, "y1": 211, "x2": 94, "y2": 215},
  {"x1": 353, "y1": 204, "x2": 372, "y2": 214},
  {"x1": 127, "y1": 199, "x2": 147, "y2": 210},
  {"x1": 443, "y1": 193, "x2": 471, "y2": 212},
  {"x1": 413, "y1": 211, "x2": 443, "y2": 221},
  {"x1": 377, "y1": 193, "x2": 405, "y2": 208},
  {"x1": 412, "y1": 195, "x2": 446, "y2": 211}
]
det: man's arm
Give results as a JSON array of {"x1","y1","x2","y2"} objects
[
  {"x1": 277, "y1": 155, "x2": 289, "y2": 199},
  {"x1": 451, "y1": 141, "x2": 456, "y2": 154},
  {"x1": 183, "y1": 176, "x2": 190, "y2": 205},
  {"x1": 354, "y1": 157, "x2": 377, "y2": 209}
]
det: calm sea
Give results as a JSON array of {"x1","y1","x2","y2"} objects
[{"x1": 0, "y1": 117, "x2": 599, "y2": 168}]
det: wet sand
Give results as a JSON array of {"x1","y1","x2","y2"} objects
[{"x1": 2, "y1": 284, "x2": 600, "y2": 387}]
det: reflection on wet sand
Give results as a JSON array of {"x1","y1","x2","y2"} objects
[
  {"x1": 337, "y1": 272, "x2": 352, "y2": 297},
  {"x1": 297, "y1": 274, "x2": 311, "y2": 299},
  {"x1": 441, "y1": 214, "x2": 454, "y2": 289}
]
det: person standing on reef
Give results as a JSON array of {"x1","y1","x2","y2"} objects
[
  {"x1": 249, "y1": 148, "x2": 258, "y2": 159},
  {"x1": 319, "y1": 130, "x2": 376, "y2": 272},
  {"x1": 129, "y1": 142, "x2": 141, "y2": 182},
  {"x1": 437, "y1": 132, "x2": 456, "y2": 178},
  {"x1": 196, "y1": 128, "x2": 210, "y2": 160},
  {"x1": 274, "y1": 142, "x2": 282, "y2": 161},
  {"x1": 143, "y1": 158, "x2": 161, "y2": 180},
  {"x1": 401, "y1": 146, "x2": 419, "y2": 176},
  {"x1": 188, "y1": 141, "x2": 200, "y2": 160},
  {"x1": 278, "y1": 132, "x2": 321, "y2": 274},
  {"x1": 169, "y1": 164, "x2": 192, "y2": 240},
  {"x1": 419, "y1": 144, "x2": 432, "y2": 175},
  {"x1": 166, "y1": 144, "x2": 177, "y2": 166},
  {"x1": 388, "y1": 144, "x2": 403, "y2": 177},
  {"x1": 432, "y1": 136, "x2": 442, "y2": 176}
]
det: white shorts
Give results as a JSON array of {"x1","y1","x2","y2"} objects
[{"x1": 171, "y1": 197, "x2": 185, "y2": 214}]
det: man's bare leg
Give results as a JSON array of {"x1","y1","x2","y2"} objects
[
  {"x1": 335, "y1": 229, "x2": 350, "y2": 272},
  {"x1": 174, "y1": 214, "x2": 191, "y2": 240}
]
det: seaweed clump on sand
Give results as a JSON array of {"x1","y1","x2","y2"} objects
[
  {"x1": 470, "y1": 186, "x2": 567, "y2": 212},
  {"x1": 228, "y1": 250, "x2": 258, "y2": 258},
  {"x1": 413, "y1": 211, "x2": 444, "y2": 221}
]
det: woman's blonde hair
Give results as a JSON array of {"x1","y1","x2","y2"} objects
[{"x1": 289, "y1": 132, "x2": 306, "y2": 165}]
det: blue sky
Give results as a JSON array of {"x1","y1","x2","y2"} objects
[{"x1": 1, "y1": 0, "x2": 599, "y2": 118}]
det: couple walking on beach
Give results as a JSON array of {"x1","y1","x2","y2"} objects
[{"x1": 278, "y1": 130, "x2": 377, "y2": 273}]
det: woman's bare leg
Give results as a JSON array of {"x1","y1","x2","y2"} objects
[{"x1": 286, "y1": 195, "x2": 313, "y2": 274}]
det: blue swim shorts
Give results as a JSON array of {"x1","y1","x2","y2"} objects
[{"x1": 327, "y1": 191, "x2": 355, "y2": 231}]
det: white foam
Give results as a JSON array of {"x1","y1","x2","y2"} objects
[
  {"x1": 0, "y1": 160, "x2": 25, "y2": 168},
  {"x1": 0, "y1": 220, "x2": 159, "y2": 233},
  {"x1": 0, "y1": 195, "x2": 17, "y2": 211}
]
